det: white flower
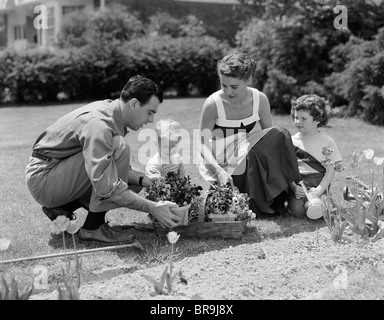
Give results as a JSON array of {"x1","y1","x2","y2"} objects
[
  {"x1": 66, "y1": 220, "x2": 82, "y2": 234},
  {"x1": 363, "y1": 148, "x2": 374, "y2": 160},
  {"x1": 248, "y1": 210, "x2": 256, "y2": 220},
  {"x1": 373, "y1": 157, "x2": 384, "y2": 166},
  {"x1": 53, "y1": 215, "x2": 70, "y2": 233},
  {"x1": 321, "y1": 147, "x2": 333, "y2": 157},
  {"x1": 167, "y1": 231, "x2": 180, "y2": 244},
  {"x1": 0, "y1": 238, "x2": 11, "y2": 251},
  {"x1": 334, "y1": 162, "x2": 346, "y2": 173}
]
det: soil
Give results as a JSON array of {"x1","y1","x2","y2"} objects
[{"x1": 30, "y1": 226, "x2": 384, "y2": 300}]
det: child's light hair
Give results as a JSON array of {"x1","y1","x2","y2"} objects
[{"x1": 155, "y1": 119, "x2": 181, "y2": 142}]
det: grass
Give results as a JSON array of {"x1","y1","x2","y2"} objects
[{"x1": 1, "y1": 98, "x2": 384, "y2": 297}]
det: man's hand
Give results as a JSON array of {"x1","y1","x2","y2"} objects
[
  {"x1": 141, "y1": 176, "x2": 153, "y2": 188},
  {"x1": 150, "y1": 201, "x2": 182, "y2": 228}
]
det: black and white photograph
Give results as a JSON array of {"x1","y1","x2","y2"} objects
[{"x1": 1, "y1": 0, "x2": 384, "y2": 304}]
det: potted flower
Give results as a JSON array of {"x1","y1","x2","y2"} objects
[
  {"x1": 204, "y1": 183, "x2": 256, "y2": 222},
  {"x1": 145, "y1": 170, "x2": 203, "y2": 225}
]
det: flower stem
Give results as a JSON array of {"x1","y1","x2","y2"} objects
[
  {"x1": 72, "y1": 233, "x2": 77, "y2": 252},
  {"x1": 169, "y1": 243, "x2": 174, "y2": 276}
]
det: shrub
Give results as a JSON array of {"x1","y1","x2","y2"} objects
[
  {"x1": 119, "y1": 35, "x2": 229, "y2": 96},
  {"x1": 146, "y1": 12, "x2": 183, "y2": 38},
  {"x1": 262, "y1": 69, "x2": 299, "y2": 114},
  {"x1": 0, "y1": 33, "x2": 228, "y2": 104},
  {"x1": 0, "y1": 48, "x2": 69, "y2": 103},
  {"x1": 57, "y1": 4, "x2": 144, "y2": 48},
  {"x1": 325, "y1": 28, "x2": 384, "y2": 124},
  {"x1": 236, "y1": 15, "x2": 350, "y2": 114},
  {"x1": 57, "y1": 11, "x2": 91, "y2": 48}
]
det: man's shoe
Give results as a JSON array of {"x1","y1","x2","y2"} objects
[
  {"x1": 77, "y1": 223, "x2": 136, "y2": 244},
  {"x1": 42, "y1": 206, "x2": 76, "y2": 221}
]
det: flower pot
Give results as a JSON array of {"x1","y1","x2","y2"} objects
[
  {"x1": 171, "y1": 204, "x2": 191, "y2": 226},
  {"x1": 207, "y1": 213, "x2": 237, "y2": 222}
]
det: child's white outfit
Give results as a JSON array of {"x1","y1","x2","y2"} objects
[
  {"x1": 145, "y1": 151, "x2": 186, "y2": 181},
  {"x1": 288, "y1": 131, "x2": 342, "y2": 219}
]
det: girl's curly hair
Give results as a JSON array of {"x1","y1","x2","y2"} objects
[{"x1": 290, "y1": 94, "x2": 329, "y2": 127}]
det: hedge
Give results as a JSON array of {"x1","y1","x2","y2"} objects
[{"x1": 0, "y1": 35, "x2": 229, "y2": 104}]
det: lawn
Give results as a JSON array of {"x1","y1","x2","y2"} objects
[{"x1": 1, "y1": 98, "x2": 384, "y2": 296}]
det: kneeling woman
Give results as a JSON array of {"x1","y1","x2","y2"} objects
[{"x1": 197, "y1": 53, "x2": 301, "y2": 215}]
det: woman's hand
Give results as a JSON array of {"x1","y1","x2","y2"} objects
[{"x1": 217, "y1": 169, "x2": 234, "y2": 187}]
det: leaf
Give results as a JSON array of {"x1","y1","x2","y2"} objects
[
  {"x1": 375, "y1": 200, "x2": 384, "y2": 218},
  {"x1": 142, "y1": 266, "x2": 169, "y2": 295},
  {"x1": 1, "y1": 275, "x2": 9, "y2": 300},
  {"x1": 341, "y1": 209, "x2": 358, "y2": 226},
  {"x1": 372, "y1": 221, "x2": 384, "y2": 242},
  {"x1": 165, "y1": 273, "x2": 172, "y2": 292},
  {"x1": 75, "y1": 254, "x2": 82, "y2": 289},
  {"x1": 57, "y1": 285, "x2": 69, "y2": 300},
  {"x1": 158, "y1": 266, "x2": 168, "y2": 294},
  {"x1": 19, "y1": 285, "x2": 34, "y2": 300},
  {"x1": 142, "y1": 275, "x2": 160, "y2": 291},
  {"x1": 65, "y1": 282, "x2": 80, "y2": 300},
  {"x1": 178, "y1": 269, "x2": 188, "y2": 285},
  {"x1": 9, "y1": 277, "x2": 19, "y2": 300},
  {"x1": 338, "y1": 220, "x2": 349, "y2": 241}
]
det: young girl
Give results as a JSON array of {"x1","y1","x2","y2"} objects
[{"x1": 288, "y1": 94, "x2": 343, "y2": 219}]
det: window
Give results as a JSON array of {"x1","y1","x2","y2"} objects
[
  {"x1": 62, "y1": 5, "x2": 85, "y2": 16},
  {"x1": 14, "y1": 25, "x2": 26, "y2": 40}
]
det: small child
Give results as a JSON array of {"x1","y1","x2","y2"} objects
[
  {"x1": 145, "y1": 119, "x2": 186, "y2": 181},
  {"x1": 288, "y1": 94, "x2": 343, "y2": 219}
]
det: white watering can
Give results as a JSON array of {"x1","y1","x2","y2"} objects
[{"x1": 300, "y1": 181, "x2": 325, "y2": 219}]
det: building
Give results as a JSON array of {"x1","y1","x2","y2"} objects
[{"x1": 0, "y1": 0, "x2": 239, "y2": 50}]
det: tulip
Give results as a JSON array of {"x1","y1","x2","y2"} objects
[
  {"x1": 167, "y1": 231, "x2": 180, "y2": 244},
  {"x1": 53, "y1": 216, "x2": 70, "y2": 234},
  {"x1": 0, "y1": 238, "x2": 11, "y2": 251},
  {"x1": 66, "y1": 220, "x2": 82, "y2": 234},
  {"x1": 373, "y1": 157, "x2": 384, "y2": 166},
  {"x1": 334, "y1": 162, "x2": 346, "y2": 173},
  {"x1": 363, "y1": 148, "x2": 374, "y2": 160},
  {"x1": 321, "y1": 147, "x2": 333, "y2": 157}
]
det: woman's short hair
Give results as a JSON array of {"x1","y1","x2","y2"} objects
[
  {"x1": 217, "y1": 53, "x2": 257, "y2": 82},
  {"x1": 120, "y1": 75, "x2": 163, "y2": 105},
  {"x1": 290, "y1": 94, "x2": 329, "y2": 127}
]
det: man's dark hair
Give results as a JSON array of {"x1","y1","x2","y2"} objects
[{"x1": 120, "y1": 75, "x2": 163, "y2": 105}]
